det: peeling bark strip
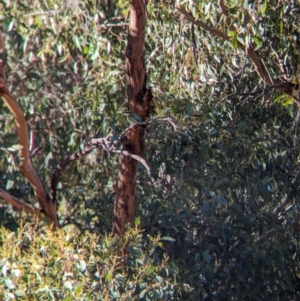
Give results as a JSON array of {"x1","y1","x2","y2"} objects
[
  {"x1": 0, "y1": 31, "x2": 58, "y2": 227},
  {"x1": 113, "y1": 0, "x2": 153, "y2": 235}
]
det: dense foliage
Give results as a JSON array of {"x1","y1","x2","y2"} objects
[
  {"x1": 0, "y1": 224, "x2": 179, "y2": 300},
  {"x1": 1, "y1": 0, "x2": 300, "y2": 300}
]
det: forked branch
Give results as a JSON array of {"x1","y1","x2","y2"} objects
[
  {"x1": 0, "y1": 31, "x2": 58, "y2": 227},
  {"x1": 51, "y1": 127, "x2": 156, "y2": 204}
]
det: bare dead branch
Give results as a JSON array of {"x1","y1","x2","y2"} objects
[
  {"x1": 0, "y1": 188, "x2": 40, "y2": 216},
  {"x1": 0, "y1": 31, "x2": 58, "y2": 227}
]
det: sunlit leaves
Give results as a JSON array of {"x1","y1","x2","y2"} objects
[
  {"x1": 0, "y1": 226, "x2": 178, "y2": 300},
  {"x1": 1, "y1": 0, "x2": 300, "y2": 299}
]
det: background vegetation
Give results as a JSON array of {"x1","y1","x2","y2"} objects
[{"x1": 1, "y1": 0, "x2": 300, "y2": 300}]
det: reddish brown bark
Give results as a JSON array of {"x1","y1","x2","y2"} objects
[
  {"x1": 0, "y1": 31, "x2": 58, "y2": 227},
  {"x1": 113, "y1": 0, "x2": 153, "y2": 235}
]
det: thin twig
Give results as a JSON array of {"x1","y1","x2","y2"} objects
[
  {"x1": 236, "y1": 89, "x2": 265, "y2": 96},
  {"x1": 178, "y1": 6, "x2": 272, "y2": 86},
  {"x1": 100, "y1": 23, "x2": 128, "y2": 28},
  {"x1": 273, "y1": 193, "x2": 290, "y2": 216},
  {"x1": 218, "y1": 0, "x2": 234, "y2": 30},
  {"x1": 255, "y1": 228, "x2": 278, "y2": 246},
  {"x1": 112, "y1": 149, "x2": 156, "y2": 185},
  {"x1": 190, "y1": 23, "x2": 198, "y2": 64},
  {"x1": 149, "y1": 117, "x2": 179, "y2": 132}
]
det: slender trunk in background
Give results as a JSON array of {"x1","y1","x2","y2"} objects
[{"x1": 113, "y1": 0, "x2": 153, "y2": 235}]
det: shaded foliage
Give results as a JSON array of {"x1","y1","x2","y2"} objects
[{"x1": 1, "y1": 0, "x2": 300, "y2": 300}]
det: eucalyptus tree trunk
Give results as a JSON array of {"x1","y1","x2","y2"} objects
[{"x1": 113, "y1": 0, "x2": 153, "y2": 235}]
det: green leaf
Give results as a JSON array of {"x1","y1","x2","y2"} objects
[
  {"x1": 73, "y1": 35, "x2": 81, "y2": 51},
  {"x1": 157, "y1": 242, "x2": 165, "y2": 250},
  {"x1": 160, "y1": 236, "x2": 176, "y2": 242},
  {"x1": 146, "y1": 267, "x2": 155, "y2": 274},
  {"x1": 76, "y1": 260, "x2": 87, "y2": 272},
  {"x1": 7, "y1": 144, "x2": 23, "y2": 151},
  {"x1": 64, "y1": 281, "x2": 72, "y2": 290},
  {"x1": 231, "y1": 37, "x2": 238, "y2": 50},
  {"x1": 155, "y1": 275, "x2": 164, "y2": 283},
  {"x1": 6, "y1": 179, "x2": 14, "y2": 190},
  {"x1": 260, "y1": 2, "x2": 267, "y2": 15},
  {"x1": 15, "y1": 290, "x2": 26, "y2": 297},
  {"x1": 202, "y1": 251, "x2": 211, "y2": 264},
  {"x1": 135, "y1": 216, "x2": 141, "y2": 227},
  {"x1": 5, "y1": 278, "x2": 15, "y2": 289},
  {"x1": 105, "y1": 272, "x2": 112, "y2": 281}
]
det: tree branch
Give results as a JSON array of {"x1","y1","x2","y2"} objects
[
  {"x1": 50, "y1": 133, "x2": 114, "y2": 203},
  {"x1": 0, "y1": 31, "x2": 58, "y2": 227},
  {"x1": 51, "y1": 124, "x2": 158, "y2": 205},
  {"x1": 0, "y1": 188, "x2": 40, "y2": 216},
  {"x1": 178, "y1": 5, "x2": 298, "y2": 102},
  {"x1": 178, "y1": 7, "x2": 229, "y2": 40}
]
